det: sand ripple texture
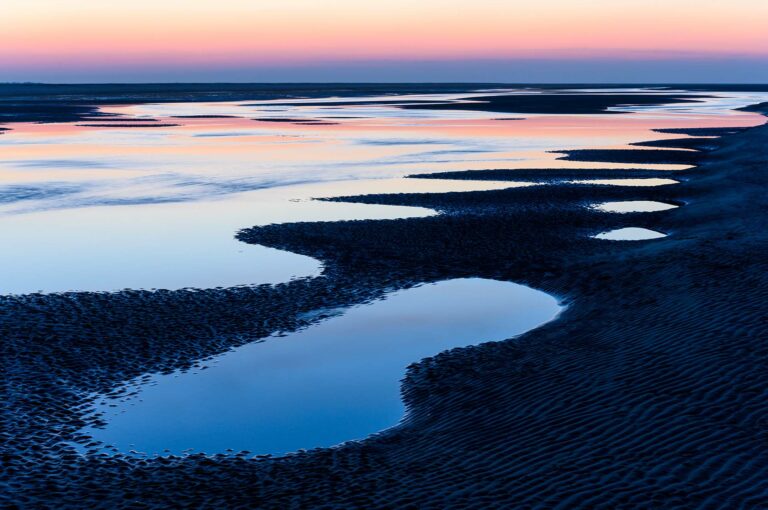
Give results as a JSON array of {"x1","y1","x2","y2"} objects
[{"x1": 2, "y1": 105, "x2": 768, "y2": 508}]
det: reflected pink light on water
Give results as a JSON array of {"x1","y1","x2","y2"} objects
[
  {"x1": 3, "y1": 105, "x2": 763, "y2": 186},
  {"x1": 1, "y1": 92, "x2": 767, "y2": 294}
]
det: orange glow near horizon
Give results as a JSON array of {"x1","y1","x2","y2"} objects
[{"x1": 2, "y1": 0, "x2": 768, "y2": 68}]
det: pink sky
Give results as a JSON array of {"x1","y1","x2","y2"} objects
[{"x1": 2, "y1": 0, "x2": 767, "y2": 81}]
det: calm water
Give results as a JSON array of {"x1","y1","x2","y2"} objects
[
  {"x1": 594, "y1": 201, "x2": 679, "y2": 213},
  {"x1": 594, "y1": 227, "x2": 668, "y2": 240},
  {"x1": 1, "y1": 89, "x2": 765, "y2": 293},
  {"x1": 83, "y1": 278, "x2": 562, "y2": 456}
]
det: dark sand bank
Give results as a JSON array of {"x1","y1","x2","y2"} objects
[
  {"x1": 0, "y1": 84, "x2": 476, "y2": 126},
  {"x1": 76, "y1": 123, "x2": 181, "y2": 128},
  {"x1": 77, "y1": 116, "x2": 159, "y2": 121},
  {"x1": 409, "y1": 168, "x2": 686, "y2": 182},
  {"x1": 653, "y1": 126, "x2": 750, "y2": 136},
  {"x1": 399, "y1": 93, "x2": 707, "y2": 114},
  {"x1": 556, "y1": 148, "x2": 703, "y2": 165},
  {"x1": 630, "y1": 137, "x2": 720, "y2": 151},
  {"x1": 170, "y1": 114, "x2": 240, "y2": 119},
  {"x1": 3, "y1": 103, "x2": 768, "y2": 508},
  {"x1": 253, "y1": 117, "x2": 340, "y2": 125},
  {"x1": 0, "y1": 102, "x2": 102, "y2": 124},
  {"x1": 0, "y1": 83, "x2": 710, "y2": 129},
  {"x1": 247, "y1": 94, "x2": 702, "y2": 114}
]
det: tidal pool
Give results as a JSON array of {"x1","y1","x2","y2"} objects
[
  {"x1": 84, "y1": 278, "x2": 562, "y2": 456},
  {"x1": 593, "y1": 201, "x2": 679, "y2": 213},
  {"x1": 594, "y1": 227, "x2": 667, "y2": 240}
]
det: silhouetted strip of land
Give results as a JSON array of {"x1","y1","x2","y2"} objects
[
  {"x1": 76, "y1": 123, "x2": 180, "y2": 128},
  {"x1": 170, "y1": 115, "x2": 239, "y2": 119},
  {"x1": 556, "y1": 148, "x2": 703, "y2": 165},
  {"x1": 0, "y1": 84, "x2": 717, "y2": 128},
  {"x1": 630, "y1": 137, "x2": 719, "y2": 151},
  {"x1": 409, "y1": 167, "x2": 687, "y2": 182},
  {"x1": 399, "y1": 93, "x2": 709, "y2": 114},
  {"x1": 653, "y1": 126, "x2": 748, "y2": 136},
  {"x1": 78, "y1": 117, "x2": 159, "y2": 122}
]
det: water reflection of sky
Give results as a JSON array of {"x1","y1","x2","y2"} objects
[
  {"x1": 83, "y1": 278, "x2": 562, "y2": 457},
  {"x1": 594, "y1": 201, "x2": 678, "y2": 213},
  {"x1": 0, "y1": 89, "x2": 765, "y2": 293},
  {"x1": 594, "y1": 227, "x2": 667, "y2": 241}
]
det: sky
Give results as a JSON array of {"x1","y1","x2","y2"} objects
[{"x1": 2, "y1": 0, "x2": 767, "y2": 83}]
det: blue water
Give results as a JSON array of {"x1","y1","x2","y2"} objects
[
  {"x1": 594, "y1": 227, "x2": 667, "y2": 240},
  {"x1": 84, "y1": 278, "x2": 561, "y2": 456},
  {"x1": 593, "y1": 200, "x2": 678, "y2": 213}
]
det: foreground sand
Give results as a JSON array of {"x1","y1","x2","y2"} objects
[{"x1": 3, "y1": 102, "x2": 768, "y2": 508}]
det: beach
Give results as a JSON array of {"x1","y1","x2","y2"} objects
[{"x1": 2, "y1": 87, "x2": 768, "y2": 508}]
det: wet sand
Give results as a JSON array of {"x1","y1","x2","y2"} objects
[
  {"x1": 399, "y1": 93, "x2": 708, "y2": 114},
  {"x1": 2, "y1": 95, "x2": 768, "y2": 508},
  {"x1": 0, "y1": 83, "x2": 710, "y2": 127}
]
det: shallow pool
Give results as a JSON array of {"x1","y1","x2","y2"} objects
[
  {"x1": 83, "y1": 278, "x2": 562, "y2": 456},
  {"x1": 594, "y1": 227, "x2": 667, "y2": 240},
  {"x1": 593, "y1": 201, "x2": 679, "y2": 213}
]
